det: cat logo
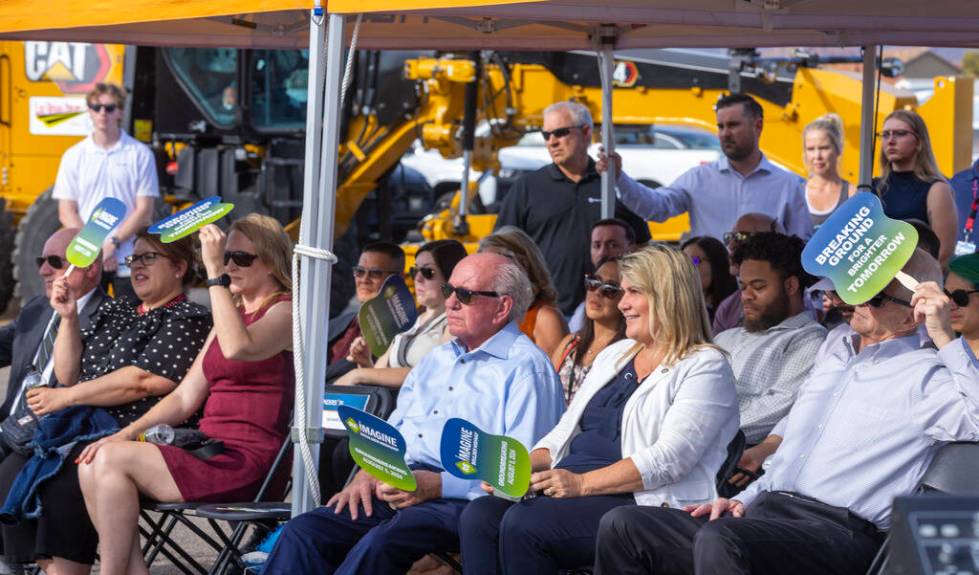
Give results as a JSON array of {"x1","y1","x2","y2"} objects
[{"x1": 24, "y1": 42, "x2": 114, "y2": 94}]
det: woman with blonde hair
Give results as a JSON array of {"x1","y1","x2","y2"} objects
[
  {"x1": 459, "y1": 243, "x2": 739, "y2": 575},
  {"x1": 479, "y1": 226, "x2": 568, "y2": 355},
  {"x1": 75, "y1": 214, "x2": 296, "y2": 575},
  {"x1": 873, "y1": 109, "x2": 958, "y2": 265},
  {"x1": 803, "y1": 113, "x2": 854, "y2": 228}
]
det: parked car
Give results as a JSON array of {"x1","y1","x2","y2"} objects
[
  {"x1": 498, "y1": 124, "x2": 721, "y2": 190},
  {"x1": 400, "y1": 124, "x2": 721, "y2": 213}
]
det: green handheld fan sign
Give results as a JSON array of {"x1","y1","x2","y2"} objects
[
  {"x1": 439, "y1": 418, "x2": 531, "y2": 501},
  {"x1": 338, "y1": 405, "x2": 416, "y2": 492},
  {"x1": 148, "y1": 196, "x2": 234, "y2": 243},
  {"x1": 66, "y1": 197, "x2": 127, "y2": 268},
  {"x1": 802, "y1": 192, "x2": 919, "y2": 305},
  {"x1": 358, "y1": 274, "x2": 418, "y2": 357}
]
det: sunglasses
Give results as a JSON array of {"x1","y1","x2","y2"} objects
[
  {"x1": 125, "y1": 251, "x2": 168, "y2": 268},
  {"x1": 584, "y1": 275, "x2": 624, "y2": 299},
  {"x1": 723, "y1": 231, "x2": 753, "y2": 244},
  {"x1": 876, "y1": 129, "x2": 916, "y2": 140},
  {"x1": 35, "y1": 255, "x2": 67, "y2": 269},
  {"x1": 410, "y1": 266, "x2": 437, "y2": 280},
  {"x1": 88, "y1": 103, "x2": 118, "y2": 113},
  {"x1": 541, "y1": 125, "x2": 582, "y2": 141},
  {"x1": 353, "y1": 265, "x2": 398, "y2": 280},
  {"x1": 864, "y1": 292, "x2": 912, "y2": 308},
  {"x1": 946, "y1": 289, "x2": 979, "y2": 307},
  {"x1": 224, "y1": 251, "x2": 259, "y2": 267},
  {"x1": 441, "y1": 282, "x2": 500, "y2": 305}
]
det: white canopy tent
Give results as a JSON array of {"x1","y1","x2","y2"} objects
[{"x1": 1, "y1": 0, "x2": 976, "y2": 515}]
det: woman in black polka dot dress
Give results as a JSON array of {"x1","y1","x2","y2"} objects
[{"x1": 0, "y1": 231, "x2": 211, "y2": 573}]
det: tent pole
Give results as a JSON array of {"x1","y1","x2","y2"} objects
[
  {"x1": 291, "y1": 9, "x2": 341, "y2": 518},
  {"x1": 858, "y1": 45, "x2": 877, "y2": 189},
  {"x1": 597, "y1": 46, "x2": 615, "y2": 219}
]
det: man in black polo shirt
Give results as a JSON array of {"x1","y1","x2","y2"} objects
[{"x1": 495, "y1": 101, "x2": 650, "y2": 316}]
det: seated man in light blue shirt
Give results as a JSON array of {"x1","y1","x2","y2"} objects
[
  {"x1": 594, "y1": 249, "x2": 979, "y2": 575},
  {"x1": 263, "y1": 252, "x2": 565, "y2": 575},
  {"x1": 599, "y1": 93, "x2": 813, "y2": 240}
]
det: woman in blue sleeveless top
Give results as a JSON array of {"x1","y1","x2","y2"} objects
[{"x1": 872, "y1": 109, "x2": 958, "y2": 266}]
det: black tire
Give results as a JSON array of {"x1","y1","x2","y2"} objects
[
  {"x1": 0, "y1": 198, "x2": 15, "y2": 314},
  {"x1": 13, "y1": 189, "x2": 60, "y2": 306}
]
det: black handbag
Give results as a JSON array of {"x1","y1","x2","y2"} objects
[{"x1": 0, "y1": 396, "x2": 41, "y2": 457}]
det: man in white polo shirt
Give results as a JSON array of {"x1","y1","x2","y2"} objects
[{"x1": 53, "y1": 82, "x2": 158, "y2": 301}]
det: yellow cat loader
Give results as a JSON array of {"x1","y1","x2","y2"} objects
[{"x1": 0, "y1": 43, "x2": 971, "y2": 313}]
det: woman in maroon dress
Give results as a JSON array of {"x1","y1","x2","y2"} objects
[{"x1": 77, "y1": 214, "x2": 295, "y2": 575}]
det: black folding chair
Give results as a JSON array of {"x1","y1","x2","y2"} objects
[
  {"x1": 866, "y1": 441, "x2": 979, "y2": 575},
  {"x1": 140, "y1": 434, "x2": 292, "y2": 575},
  {"x1": 180, "y1": 385, "x2": 397, "y2": 575}
]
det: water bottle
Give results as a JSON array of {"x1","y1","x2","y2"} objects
[{"x1": 139, "y1": 424, "x2": 175, "y2": 445}]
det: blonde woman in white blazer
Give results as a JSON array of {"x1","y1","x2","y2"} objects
[{"x1": 459, "y1": 244, "x2": 740, "y2": 575}]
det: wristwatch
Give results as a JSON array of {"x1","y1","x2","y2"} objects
[
  {"x1": 207, "y1": 274, "x2": 231, "y2": 288},
  {"x1": 108, "y1": 236, "x2": 121, "y2": 248}
]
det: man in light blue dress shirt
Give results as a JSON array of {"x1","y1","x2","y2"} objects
[
  {"x1": 594, "y1": 249, "x2": 979, "y2": 575},
  {"x1": 264, "y1": 253, "x2": 564, "y2": 575},
  {"x1": 599, "y1": 93, "x2": 813, "y2": 241}
]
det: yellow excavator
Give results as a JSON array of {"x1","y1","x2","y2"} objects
[{"x1": 0, "y1": 43, "x2": 972, "y2": 313}]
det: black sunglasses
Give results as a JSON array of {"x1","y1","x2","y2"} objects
[
  {"x1": 584, "y1": 275, "x2": 623, "y2": 299},
  {"x1": 352, "y1": 265, "x2": 398, "y2": 280},
  {"x1": 541, "y1": 125, "x2": 583, "y2": 141},
  {"x1": 224, "y1": 251, "x2": 259, "y2": 267},
  {"x1": 441, "y1": 282, "x2": 500, "y2": 305},
  {"x1": 946, "y1": 289, "x2": 979, "y2": 307},
  {"x1": 88, "y1": 103, "x2": 118, "y2": 113},
  {"x1": 35, "y1": 255, "x2": 67, "y2": 269},
  {"x1": 409, "y1": 266, "x2": 437, "y2": 280},
  {"x1": 125, "y1": 251, "x2": 168, "y2": 268},
  {"x1": 864, "y1": 292, "x2": 912, "y2": 308}
]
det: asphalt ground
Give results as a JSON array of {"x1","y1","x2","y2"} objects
[{"x1": 0, "y1": 301, "x2": 236, "y2": 575}]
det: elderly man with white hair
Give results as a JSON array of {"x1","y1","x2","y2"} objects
[
  {"x1": 263, "y1": 252, "x2": 565, "y2": 575},
  {"x1": 595, "y1": 248, "x2": 979, "y2": 575}
]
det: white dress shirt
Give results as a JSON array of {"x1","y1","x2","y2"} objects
[
  {"x1": 737, "y1": 333, "x2": 979, "y2": 529},
  {"x1": 715, "y1": 312, "x2": 827, "y2": 444},
  {"x1": 616, "y1": 154, "x2": 813, "y2": 240}
]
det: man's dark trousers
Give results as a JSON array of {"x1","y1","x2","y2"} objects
[
  {"x1": 262, "y1": 494, "x2": 467, "y2": 574},
  {"x1": 594, "y1": 492, "x2": 883, "y2": 575}
]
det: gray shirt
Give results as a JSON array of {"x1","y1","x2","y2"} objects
[
  {"x1": 715, "y1": 312, "x2": 827, "y2": 444},
  {"x1": 616, "y1": 154, "x2": 813, "y2": 240}
]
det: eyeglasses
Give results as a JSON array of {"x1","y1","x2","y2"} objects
[
  {"x1": 125, "y1": 251, "x2": 167, "y2": 268},
  {"x1": 584, "y1": 275, "x2": 624, "y2": 299},
  {"x1": 541, "y1": 125, "x2": 583, "y2": 141},
  {"x1": 864, "y1": 292, "x2": 912, "y2": 308},
  {"x1": 35, "y1": 255, "x2": 67, "y2": 269},
  {"x1": 690, "y1": 256, "x2": 702, "y2": 267},
  {"x1": 946, "y1": 288, "x2": 979, "y2": 307},
  {"x1": 723, "y1": 231, "x2": 753, "y2": 245},
  {"x1": 441, "y1": 282, "x2": 500, "y2": 305},
  {"x1": 88, "y1": 103, "x2": 118, "y2": 114},
  {"x1": 409, "y1": 266, "x2": 437, "y2": 280},
  {"x1": 353, "y1": 265, "x2": 398, "y2": 280},
  {"x1": 224, "y1": 251, "x2": 258, "y2": 267},
  {"x1": 876, "y1": 129, "x2": 916, "y2": 141}
]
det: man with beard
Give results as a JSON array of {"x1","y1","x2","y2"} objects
[
  {"x1": 714, "y1": 232, "x2": 826, "y2": 445},
  {"x1": 598, "y1": 93, "x2": 812, "y2": 240}
]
